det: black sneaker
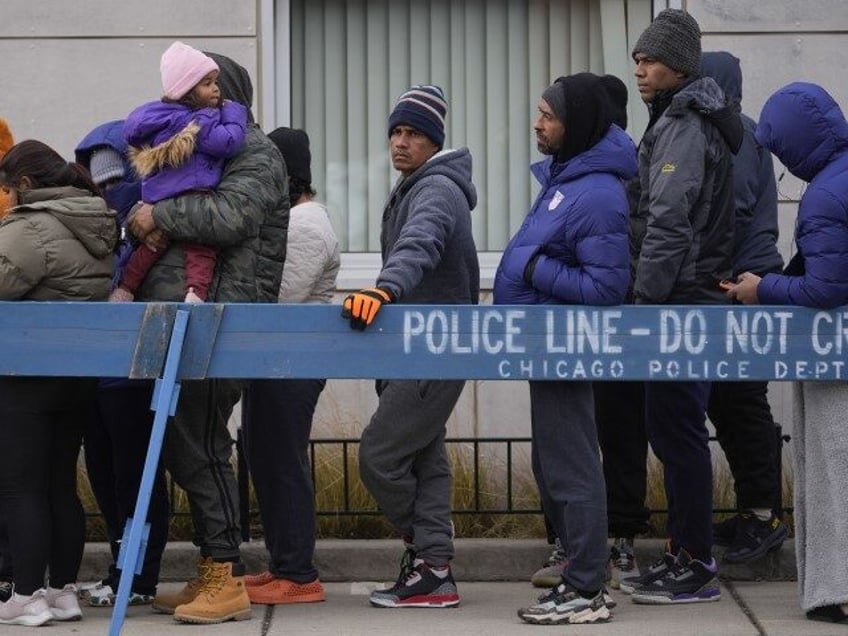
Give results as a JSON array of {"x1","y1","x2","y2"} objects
[
  {"x1": 723, "y1": 513, "x2": 788, "y2": 564},
  {"x1": 631, "y1": 551, "x2": 721, "y2": 604},
  {"x1": 619, "y1": 546, "x2": 677, "y2": 595},
  {"x1": 712, "y1": 515, "x2": 740, "y2": 547},
  {"x1": 807, "y1": 605, "x2": 848, "y2": 623},
  {"x1": 369, "y1": 550, "x2": 459, "y2": 608}
]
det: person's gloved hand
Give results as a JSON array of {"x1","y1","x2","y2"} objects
[{"x1": 341, "y1": 287, "x2": 393, "y2": 330}]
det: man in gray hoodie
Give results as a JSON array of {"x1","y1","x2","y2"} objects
[{"x1": 341, "y1": 84, "x2": 479, "y2": 608}]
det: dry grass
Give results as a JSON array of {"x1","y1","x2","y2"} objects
[{"x1": 77, "y1": 441, "x2": 795, "y2": 542}]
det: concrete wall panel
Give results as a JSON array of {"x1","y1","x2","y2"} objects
[
  {"x1": 689, "y1": 0, "x2": 848, "y2": 32},
  {"x1": 1, "y1": 0, "x2": 255, "y2": 37},
  {"x1": 1, "y1": 38, "x2": 257, "y2": 160}
]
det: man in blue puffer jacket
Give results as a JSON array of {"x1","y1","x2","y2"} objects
[{"x1": 494, "y1": 72, "x2": 637, "y2": 626}]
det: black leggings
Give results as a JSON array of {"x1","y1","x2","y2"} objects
[{"x1": 0, "y1": 377, "x2": 95, "y2": 595}]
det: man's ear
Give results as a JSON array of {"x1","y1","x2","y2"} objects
[
  {"x1": 18, "y1": 176, "x2": 33, "y2": 191},
  {"x1": 675, "y1": 71, "x2": 687, "y2": 81}
]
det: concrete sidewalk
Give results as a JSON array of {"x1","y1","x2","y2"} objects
[
  {"x1": 68, "y1": 538, "x2": 818, "y2": 635},
  {"x1": 64, "y1": 581, "x2": 830, "y2": 636}
]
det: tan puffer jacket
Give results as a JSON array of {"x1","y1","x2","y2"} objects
[{"x1": 0, "y1": 187, "x2": 117, "y2": 300}]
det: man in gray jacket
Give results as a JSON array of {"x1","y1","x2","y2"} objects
[
  {"x1": 618, "y1": 9, "x2": 743, "y2": 605},
  {"x1": 341, "y1": 84, "x2": 479, "y2": 608}
]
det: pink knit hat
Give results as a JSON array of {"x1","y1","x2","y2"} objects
[{"x1": 160, "y1": 41, "x2": 219, "y2": 100}]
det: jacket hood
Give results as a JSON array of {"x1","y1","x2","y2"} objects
[
  {"x1": 75, "y1": 120, "x2": 140, "y2": 187},
  {"x1": 15, "y1": 187, "x2": 118, "y2": 258},
  {"x1": 700, "y1": 51, "x2": 742, "y2": 104},
  {"x1": 398, "y1": 147, "x2": 477, "y2": 210},
  {"x1": 533, "y1": 124, "x2": 637, "y2": 185},
  {"x1": 755, "y1": 82, "x2": 848, "y2": 182},
  {"x1": 668, "y1": 77, "x2": 743, "y2": 153},
  {"x1": 123, "y1": 101, "x2": 201, "y2": 178},
  {"x1": 75, "y1": 120, "x2": 130, "y2": 165},
  {"x1": 205, "y1": 52, "x2": 255, "y2": 123}
]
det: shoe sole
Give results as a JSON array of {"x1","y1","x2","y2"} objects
[
  {"x1": 531, "y1": 575, "x2": 563, "y2": 588},
  {"x1": 248, "y1": 593, "x2": 326, "y2": 605},
  {"x1": 619, "y1": 580, "x2": 641, "y2": 595},
  {"x1": 517, "y1": 610, "x2": 572, "y2": 625},
  {"x1": 50, "y1": 608, "x2": 83, "y2": 621},
  {"x1": 631, "y1": 590, "x2": 721, "y2": 605},
  {"x1": 173, "y1": 608, "x2": 252, "y2": 624},
  {"x1": 609, "y1": 570, "x2": 640, "y2": 590},
  {"x1": 722, "y1": 526, "x2": 789, "y2": 564},
  {"x1": 370, "y1": 595, "x2": 460, "y2": 609},
  {"x1": 0, "y1": 610, "x2": 54, "y2": 627},
  {"x1": 518, "y1": 606, "x2": 610, "y2": 625}
]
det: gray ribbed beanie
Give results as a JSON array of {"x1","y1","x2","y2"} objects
[{"x1": 632, "y1": 9, "x2": 702, "y2": 78}]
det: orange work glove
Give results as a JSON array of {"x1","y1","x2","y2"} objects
[{"x1": 341, "y1": 287, "x2": 393, "y2": 330}]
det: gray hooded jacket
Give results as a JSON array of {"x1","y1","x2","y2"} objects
[{"x1": 377, "y1": 147, "x2": 480, "y2": 305}]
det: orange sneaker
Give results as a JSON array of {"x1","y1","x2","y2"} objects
[
  {"x1": 244, "y1": 571, "x2": 275, "y2": 588},
  {"x1": 247, "y1": 577, "x2": 326, "y2": 605}
]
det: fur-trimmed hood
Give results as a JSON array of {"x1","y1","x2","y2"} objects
[{"x1": 128, "y1": 120, "x2": 199, "y2": 178}]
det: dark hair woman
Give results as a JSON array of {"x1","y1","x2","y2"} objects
[{"x1": 0, "y1": 139, "x2": 116, "y2": 626}]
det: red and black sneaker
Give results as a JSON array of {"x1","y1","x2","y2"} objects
[{"x1": 369, "y1": 552, "x2": 459, "y2": 609}]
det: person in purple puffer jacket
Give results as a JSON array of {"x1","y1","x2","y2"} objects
[
  {"x1": 113, "y1": 40, "x2": 247, "y2": 303},
  {"x1": 727, "y1": 81, "x2": 848, "y2": 624}
]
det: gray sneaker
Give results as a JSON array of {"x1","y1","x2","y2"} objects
[
  {"x1": 518, "y1": 582, "x2": 610, "y2": 625},
  {"x1": 531, "y1": 538, "x2": 568, "y2": 588},
  {"x1": 608, "y1": 537, "x2": 640, "y2": 590}
]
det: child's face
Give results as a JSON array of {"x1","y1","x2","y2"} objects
[{"x1": 191, "y1": 70, "x2": 221, "y2": 108}]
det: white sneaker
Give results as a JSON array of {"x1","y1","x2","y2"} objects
[
  {"x1": 0, "y1": 589, "x2": 54, "y2": 626},
  {"x1": 47, "y1": 584, "x2": 82, "y2": 621}
]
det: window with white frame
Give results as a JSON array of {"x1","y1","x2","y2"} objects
[{"x1": 288, "y1": 0, "x2": 651, "y2": 253}]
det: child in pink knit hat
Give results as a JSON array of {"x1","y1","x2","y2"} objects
[{"x1": 113, "y1": 41, "x2": 248, "y2": 303}]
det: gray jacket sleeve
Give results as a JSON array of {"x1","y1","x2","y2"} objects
[
  {"x1": 377, "y1": 176, "x2": 460, "y2": 300},
  {"x1": 634, "y1": 115, "x2": 706, "y2": 303}
]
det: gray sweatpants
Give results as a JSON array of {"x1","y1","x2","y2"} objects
[
  {"x1": 359, "y1": 379, "x2": 465, "y2": 567},
  {"x1": 530, "y1": 380, "x2": 608, "y2": 592},
  {"x1": 162, "y1": 378, "x2": 244, "y2": 561}
]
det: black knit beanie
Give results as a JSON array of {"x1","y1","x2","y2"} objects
[
  {"x1": 632, "y1": 9, "x2": 702, "y2": 78},
  {"x1": 542, "y1": 73, "x2": 613, "y2": 163},
  {"x1": 268, "y1": 127, "x2": 311, "y2": 185}
]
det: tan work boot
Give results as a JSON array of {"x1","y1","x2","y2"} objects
[
  {"x1": 152, "y1": 557, "x2": 212, "y2": 614},
  {"x1": 173, "y1": 561, "x2": 252, "y2": 624}
]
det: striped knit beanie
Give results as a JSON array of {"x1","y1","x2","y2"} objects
[{"x1": 388, "y1": 85, "x2": 447, "y2": 149}]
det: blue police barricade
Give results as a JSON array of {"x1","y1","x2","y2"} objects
[{"x1": 0, "y1": 301, "x2": 844, "y2": 634}]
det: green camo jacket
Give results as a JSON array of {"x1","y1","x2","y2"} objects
[{"x1": 137, "y1": 124, "x2": 290, "y2": 303}]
